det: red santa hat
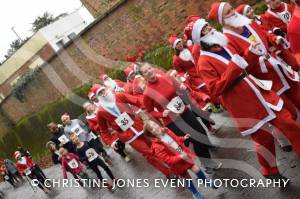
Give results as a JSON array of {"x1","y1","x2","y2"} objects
[
  {"x1": 14, "y1": 151, "x2": 21, "y2": 159},
  {"x1": 236, "y1": 4, "x2": 251, "y2": 16},
  {"x1": 186, "y1": 15, "x2": 201, "y2": 24},
  {"x1": 87, "y1": 91, "x2": 95, "y2": 100},
  {"x1": 99, "y1": 74, "x2": 109, "y2": 82},
  {"x1": 124, "y1": 66, "x2": 135, "y2": 78},
  {"x1": 169, "y1": 34, "x2": 182, "y2": 49},
  {"x1": 207, "y1": 2, "x2": 227, "y2": 24},
  {"x1": 184, "y1": 17, "x2": 207, "y2": 44}
]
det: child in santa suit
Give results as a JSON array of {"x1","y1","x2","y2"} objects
[
  {"x1": 144, "y1": 120, "x2": 216, "y2": 199},
  {"x1": 15, "y1": 151, "x2": 50, "y2": 192},
  {"x1": 83, "y1": 101, "x2": 130, "y2": 162}
]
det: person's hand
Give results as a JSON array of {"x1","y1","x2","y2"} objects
[
  {"x1": 249, "y1": 43, "x2": 265, "y2": 56},
  {"x1": 183, "y1": 134, "x2": 190, "y2": 140},
  {"x1": 163, "y1": 110, "x2": 171, "y2": 117},
  {"x1": 179, "y1": 153, "x2": 189, "y2": 160}
]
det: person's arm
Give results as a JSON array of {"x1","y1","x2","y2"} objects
[
  {"x1": 61, "y1": 159, "x2": 68, "y2": 179},
  {"x1": 153, "y1": 145, "x2": 182, "y2": 165},
  {"x1": 143, "y1": 94, "x2": 164, "y2": 119},
  {"x1": 119, "y1": 92, "x2": 142, "y2": 108},
  {"x1": 97, "y1": 114, "x2": 118, "y2": 146},
  {"x1": 198, "y1": 57, "x2": 247, "y2": 97}
]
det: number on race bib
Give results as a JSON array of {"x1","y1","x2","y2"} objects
[
  {"x1": 166, "y1": 96, "x2": 185, "y2": 114},
  {"x1": 58, "y1": 135, "x2": 69, "y2": 144},
  {"x1": 85, "y1": 148, "x2": 99, "y2": 162},
  {"x1": 24, "y1": 168, "x2": 31, "y2": 176},
  {"x1": 115, "y1": 113, "x2": 134, "y2": 131},
  {"x1": 68, "y1": 159, "x2": 79, "y2": 169}
]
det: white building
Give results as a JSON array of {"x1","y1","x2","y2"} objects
[{"x1": 39, "y1": 6, "x2": 94, "y2": 52}]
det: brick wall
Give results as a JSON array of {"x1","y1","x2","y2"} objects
[
  {"x1": 80, "y1": 0, "x2": 124, "y2": 18},
  {"x1": 0, "y1": 0, "x2": 255, "y2": 132}
]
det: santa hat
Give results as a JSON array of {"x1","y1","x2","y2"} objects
[
  {"x1": 186, "y1": 15, "x2": 201, "y2": 24},
  {"x1": 14, "y1": 151, "x2": 21, "y2": 159},
  {"x1": 207, "y1": 2, "x2": 227, "y2": 24},
  {"x1": 99, "y1": 74, "x2": 109, "y2": 82},
  {"x1": 236, "y1": 4, "x2": 251, "y2": 16},
  {"x1": 184, "y1": 17, "x2": 207, "y2": 43},
  {"x1": 47, "y1": 122, "x2": 57, "y2": 130},
  {"x1": 169, "y1": 34, "x2": 182, "y2": 49},
  {"x1": 87, "y1": 91, "x2": 95, "y2": 100},
  {"x1": 90, "y1": 84, "x2": 101, "y2": 95},
  {"x1": 124, "y1": 66, "x2": 135, "y2": 78}
]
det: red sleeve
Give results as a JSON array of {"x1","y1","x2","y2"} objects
[
  {"x1": 115, "y1": 80, "x2": 126, "y2": 87},
  {"x1": 143, "y1": 93, "x2": 164, "y2": 119},
  {"x1": 153, "y1": 143, "x2": 182, "y2": 165},
  {"x1": 173, "y1": 56, "x2": 185, "y2": 76},
  {"x1": 17, "y1": 164, "x2": 24, "y2": 174},
  {"x1": 97, "y1": 113, "x2": 116, "y2": 146},
  {"x1": 191, "y1": 44, "x2": 201, "y2": 66},
  {"x1": 198, "y1": 58, "x2": 244, "y2": 97},
  {"x1": 119, "y1": 92, "x2": 142, "y2": 108}
]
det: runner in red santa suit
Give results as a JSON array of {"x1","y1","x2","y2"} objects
[
  {"x1": 94, "y1": 86, "x2": 171, "y2": 176},
  {"x1": 100, "y1": 74, "x2": 125, "y2": 93},
  {"x1": 209, "y1": 2, "x2": 300, "y2": 116},
  {"x1": 190, "y1": 17, "x2": 300, "y2": 180},
  {"x1": 141, "y1": 63, "x2": 222, "y2": 173},
  {"x1": 263, "y1": 0, "x2": 294, "y2": 35},
  {"x1": 83, "y1": 100, "x2": 130, "y2": 161}
]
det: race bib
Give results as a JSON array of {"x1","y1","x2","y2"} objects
[
  {"x1": 115, "y1": 112, "x2": 134, "y2": 131},
  {"x1": 85, "y1": 148, "x2": 99, "y2": 162},
  {"x1": 58, "y1": 135, "x2": 69, "y2": 144},
  {"x1": 68, "y1": 159, "x2": 79, "y2": 169},
  {"x1": 24, "y1": 168, "x2": 31, "y2": 176},
  {"x1": 166, "y1": 96, "x2": 185, "y2": 114},
  {"x1": 278, "y1": 11, "x2": 291, "y2": 24},
  {"x1": 249, "y1": 75, "x2": 273, "y2": 91},
  {"x1": 71, "y1": 124, "x2": 85, "y2": 136},
  {"x1": 87, "y1": 131, "x2": 98, "y2": 142}
]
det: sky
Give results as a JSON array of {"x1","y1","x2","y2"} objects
[{"x1": 0, "y1": 0, "x2": 92, "y2": 62}]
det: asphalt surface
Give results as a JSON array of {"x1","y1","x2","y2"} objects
[{"x1": 0, "y1": 112, "x2": 299, "y2": 199}]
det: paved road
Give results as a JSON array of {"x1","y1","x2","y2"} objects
[{"x1": 1, "y1": 112, "x2": 299, "y2": 199}]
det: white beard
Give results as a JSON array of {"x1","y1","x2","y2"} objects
[
  {"x1": 98, "y1": 89, "x2": 116, "y2": 108},
  {"x1": 18, "y1": 157, "x2": 27, "y2": 165},
  {"x1": 104, "y1": 78, "x2": 117, "y2": 88},
  {"x1": 201, "y1": 29, "x2": 228, "y2": 47},
  {"x1": 224, "y1": 12, "x2": 251, "y2": 28}
]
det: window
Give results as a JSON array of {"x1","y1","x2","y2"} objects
[{"x1": 56, "y1": 40, "x2": 64, "y2": 49}]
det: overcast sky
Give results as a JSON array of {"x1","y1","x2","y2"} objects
[{"x1": 0, "y1": 0, "x2": 91, "y2": 62}]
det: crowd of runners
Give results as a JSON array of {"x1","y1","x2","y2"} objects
[{"x1": 1, "y1": 0, "x2": 300, "y2": 198}]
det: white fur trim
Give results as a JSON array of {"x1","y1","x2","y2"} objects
[
  {"x1": 192, "y1": 19, "x2": 207, "y2": 44},
  {"x1": 173, "y1": 38, "x2": 182, "y2": 49},
  {"x1": 243, "y1": 5, "x2": 251, "y2": 16},
  {"x1": 218, "y1": 2, "x2": 226, "y2": 24},
  {"x1": 266, "y1": 98, "x2": 284, "y2": 112}
]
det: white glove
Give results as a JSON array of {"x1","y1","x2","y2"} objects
[
  {"x1": 231, "y1": 54, "x2": 248, "y2": 69},
  {"x1": 249, "y1": 43, "x2": 265, "y2": 56},
  {"x1": 276, "y1": 36, "x2": 290, "y2": 49}
]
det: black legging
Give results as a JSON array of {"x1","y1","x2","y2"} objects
[
  {"x1": 89, "y1": 158, "x2": 114, "y2": 181},
  {"x1": 28, "y1": 167, "x2": 47, "y2": 190},
  {"x1": 114, "y1": 140, "x2": 127, "y2": 158},
  {"x1": 167, "y1": 109, "x2": 212, "y2": 159}
]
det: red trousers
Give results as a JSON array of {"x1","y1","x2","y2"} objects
[
  {"x1": 130, "y1": 135, "x2": 171, "y2": 176},
  {"x1": 251, "y1": 107, "x2": 300, "y2": 176}
]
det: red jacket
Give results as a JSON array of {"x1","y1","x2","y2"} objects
[
  {"x1": 61, "y1": 153, "x2": 84, "y2": 178},
  {"x1": 16, "y1": 157, "x2": 34, "y2": 175},
  {"x1": 86, "y1": 113, "x2": 118, "y2": 146},
  {"x1": 151, "y1": 128, "x2": 195, "y2": 176},
  {"x1": 96, "y1": 92, "x2": 143, "y2": 145}
]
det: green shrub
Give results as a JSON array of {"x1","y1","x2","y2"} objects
[{"x1": 144, "y1": 45, "x2": 173, "y2": 71}]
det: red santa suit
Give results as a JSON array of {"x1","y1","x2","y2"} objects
[
  {"x1": 151, "y1": 128, "x2": 196, "y2": 177},
  {"x1": 16, "y1": 156, "x2": 34, "y2": 175},
  {"x1": 262, "y1": 2, "x2": 294, "y2": 34},
  {"x1": 192, "y1": 14, "x2": 300, "y2": 176},
  {"x1": 223, "y1": 21, "x2": 300, "y2": 114},
  {"x1": 95, "y1": 89, "x2": 171, "y2": 175}
]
